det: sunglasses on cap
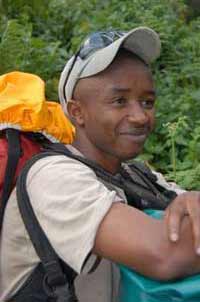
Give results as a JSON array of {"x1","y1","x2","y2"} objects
[{"x1": 63, "y1": 30, "x2": 126, "y2": 101}]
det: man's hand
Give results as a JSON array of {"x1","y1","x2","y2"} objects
[{"x1": 165, "y1": 191, "x2": 200, "y2": 255}]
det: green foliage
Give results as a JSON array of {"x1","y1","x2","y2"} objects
[
  {"x1": 0, "y1": 20, "x2": 32, "y2": 73},
  {"x1": 0, "y1": 0, "x2": 200, "y2": 189}
]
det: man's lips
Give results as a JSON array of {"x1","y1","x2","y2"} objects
[
  {"x1": 119, "y1": 127, "x2": 150, "y2": 136},
  {"x1": 119, "y1": 131, "x2": 148, "y2": 135},
  {"x1": 119, "y1": 128, "x2": 150, "y2": 142}
]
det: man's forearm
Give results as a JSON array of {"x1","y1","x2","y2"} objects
[{"x1": 93, "y1": 202, "x2": 200, "y2": 281}]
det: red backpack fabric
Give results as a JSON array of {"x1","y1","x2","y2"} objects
[
  {"x1": 0, "y1": 133, "x2": 42, "y2": 199},
  {"x1": 0, "y1": 130, "x2": 46, "y2": 231}
]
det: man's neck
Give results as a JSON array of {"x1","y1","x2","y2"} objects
[{"x1": 72, "y1": 140, "x2": 121, "y2": 174}]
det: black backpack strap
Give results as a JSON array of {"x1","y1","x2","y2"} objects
[
  {"x1": 0, "y1": 129, "x2": 21, "y2": 231},
  {"x1": 128, "y1": 161, "x2": 158, "y2": 182},
  {"x1": 16, "y1": 152, "x2": 78, "y2": 302},
  {"x1": 125, "y1": 162, "x2": 177, "y2": 205}
]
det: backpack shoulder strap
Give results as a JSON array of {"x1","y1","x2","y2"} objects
[
  {"x1": 128, "y1": 161, "x2": 157, "y2": 182},
  {"x1": 16, "y1": 151, "x2": 77, "y2": 302},
  {"x1": 124, "y1": 161, "x2": 177, "y2": 207},
  {"x1": 0, "y1": 129, "x2": 21, "y2": 231}
]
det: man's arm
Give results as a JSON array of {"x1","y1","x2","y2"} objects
[{"x1": 93, "y1": 202, "x2": 200, "y2": 281}]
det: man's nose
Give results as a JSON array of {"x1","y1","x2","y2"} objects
[{"x1": 127, "y1": 102, "x2": 148, "y2": 125}]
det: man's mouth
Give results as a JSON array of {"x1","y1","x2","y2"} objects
[
  {"x1": 120, "y1": 127, "x2": 150, "y2": 135},
  {"x1": 119, "y1": 128, "x2": 150, "y2": 142}
]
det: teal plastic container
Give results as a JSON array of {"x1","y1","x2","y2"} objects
[{"x1": 119, "y1": 210, "x2": 200, "y2": 302}]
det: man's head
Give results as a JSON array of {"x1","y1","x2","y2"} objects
[
  {"x1": 58, "y1": 27, "x2": 161, "y2": 170},
  {"x1": 59, "y1": 27, "x2": 160, "y2": 114}
]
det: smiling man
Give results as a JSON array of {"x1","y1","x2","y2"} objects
[{"x1": 2, "y1": 27, "x2": 200, "y2": 302}]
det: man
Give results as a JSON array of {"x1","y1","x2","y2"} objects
[{"x1": 1, "y1": 27, "x2": 200, "y2": 302}]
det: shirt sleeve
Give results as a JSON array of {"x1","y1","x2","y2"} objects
[{"x1": 26, "y1": 155, "x2": 121, "y2": 274}]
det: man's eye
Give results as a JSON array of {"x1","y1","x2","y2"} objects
[
  {"x1": 114, "y1": 97, "x2": 127, "y2": 105},
  {"x1": 141, "y1": 100, "x2": 155, "y2": 109}
]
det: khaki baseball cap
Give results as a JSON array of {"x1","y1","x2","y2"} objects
[{"x1": 58, "y1": 26, "x2": 161, "y2": 115}]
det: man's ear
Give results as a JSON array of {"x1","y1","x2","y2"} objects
[{"x1": 67, "y1": 99, "x2": 85, "y2": 126}]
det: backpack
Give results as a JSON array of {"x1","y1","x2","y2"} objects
[
  {"x1": 0, "y1": 71, "x2": 75, "y2": 231},
  {"x1": 0, "y1": 71, "x2": 77, "y2": 302}
]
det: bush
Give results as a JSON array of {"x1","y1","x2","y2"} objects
[{"x1": 0, "y1": 0, "x2": 200, "y2": 189}]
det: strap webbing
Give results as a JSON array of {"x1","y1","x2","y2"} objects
[
  {"x1": 0, "y1": 129, "x2": 21, "y2": 231},
  {"x1": 16, "y1": 152, "x2": 77, "y2": 301},
  {"x1": 17, "y1": 154, "x2": 66, "y2": 277}
]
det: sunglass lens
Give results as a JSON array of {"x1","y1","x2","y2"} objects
[{"x1": 79, "y1": 31, "x2": 126, "y2": 60}]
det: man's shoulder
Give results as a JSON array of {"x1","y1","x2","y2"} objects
[
  {"x1": 27, "y1": 145, "x2": 97, "y2": 185},
  {"x1": 31, "y1": 144, "x2": 91, "y2": 170}
]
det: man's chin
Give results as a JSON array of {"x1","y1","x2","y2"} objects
[{"x1": 119, "y1": 146, "x2": 144, "y2": 162}]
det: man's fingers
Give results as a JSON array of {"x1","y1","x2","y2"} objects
[
  {"x1": 166, "y1": 204, "x2": 184, "y2": 242},
  {"x1": 166, "y1": 192, "x2": 200, "y2": 254},
  {"x1": 186, "y1": 196, "x2": 200, "y2": 255},
  {"x1": 193, "y1": 219, "x2": 200, "y2": 255}
]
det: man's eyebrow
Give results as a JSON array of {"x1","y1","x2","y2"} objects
[
  {"x1": 143, "y1": 90, "x2": 157, "y2": 97},
  {"x1": 109, "y1": 87, "x2": 157, "y2": 97},
  {"x1": 109, "y1": 87, "x2": 131, "y2": 93}
]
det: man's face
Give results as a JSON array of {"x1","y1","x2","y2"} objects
[{"x1": 72, "y1": 53, "x2": 156, "y2": 165}]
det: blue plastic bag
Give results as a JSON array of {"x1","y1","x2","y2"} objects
[{"x1": 119, "y1": 210, "x2": 200, "y2": 302}]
